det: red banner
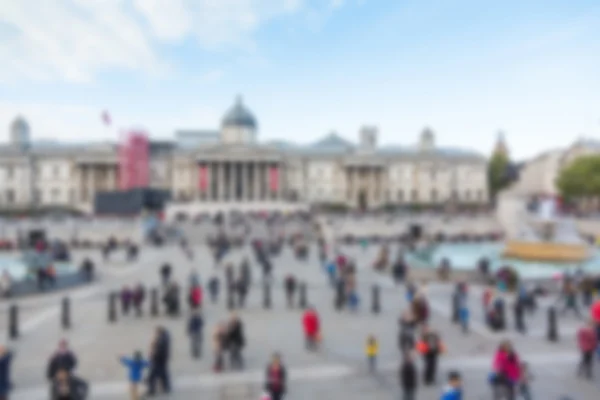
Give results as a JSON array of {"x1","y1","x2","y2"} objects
[
  {"x1": 269, "y1": 166, "x2": 279, "y2": 192},
  {"x1": 118, "y1": 130, "x2": 149, "y2": 190},
  {"x1": 199, "y1": 165, "x2": 209, "y2": 191}
]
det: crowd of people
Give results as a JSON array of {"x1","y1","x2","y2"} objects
[{"x1": 1, "y1": 210, "x2": 600, "y2": 400}]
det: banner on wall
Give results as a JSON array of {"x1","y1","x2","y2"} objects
[
  {"x1": 269, "y1": 166, "x2": 279, "y2": 192},
  {"x1": 118, "y1": 130, "x2": 149, "y2": 190},
  {"x1": 199, "y1": 165, "x2": 209, "y2": 191}
]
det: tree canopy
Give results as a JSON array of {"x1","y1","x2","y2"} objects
[
  {"x1": 487, "y1": 152, "x2": 511, "y2": 199},
  {"x1": 556, "y1": 154, "x2": 600, "y2": 199}
]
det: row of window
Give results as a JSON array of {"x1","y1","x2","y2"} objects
[
  {"x1": 0, "y1": 165, "x2": 69, "y2": 180},
  {"x1": 0, "y1": 189, "x2": 74, "y2": 205}
]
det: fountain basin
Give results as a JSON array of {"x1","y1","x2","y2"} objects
[
  {"x1": 502, "y1": 241, "x2": 589, "y2": 263},
  {"x1": 410, "y1": 242, "x2": 600, "y2": 280}
]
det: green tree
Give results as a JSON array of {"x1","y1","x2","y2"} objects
[
  {"x1": 487, "y1": 152, "x2": 510, "y2": 199},
  {"x1": 556, "y1": 154, "x2": 600, "y2": 200}
]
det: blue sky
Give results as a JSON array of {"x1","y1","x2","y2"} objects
[{"x1": 0, "y1": 0, "x2": 599, "y2": 160}]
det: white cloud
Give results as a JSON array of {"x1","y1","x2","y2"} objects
[
  {"x1": 197, "y1": 69, "x2": 225, "y2": 84},
  {"x1": 0, "y1": 0, "x2": 342, "y2": 83},
  {"x1": 330, "y1": 0, "x2": 345, "y2": 9},
  {"x1": 0, "y1": 0, "x2": 161, "y2": 83}
]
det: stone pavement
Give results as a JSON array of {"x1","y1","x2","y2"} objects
[{"x1": 1, "y1": 234, "x2": 598, "y2": 399}]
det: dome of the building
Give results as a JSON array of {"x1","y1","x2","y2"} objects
[
  {"x1": 222, "y1": 96, "x2": 257, "y2": 129},
  {"x1": 10, "y1": 115, "x2": 31, "y2": 148},
  {"x1": 11, "y1": 116, "x2": 29, "y2": 133}
]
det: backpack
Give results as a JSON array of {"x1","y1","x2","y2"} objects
[{"x1": 191, "y1": 287, "x2": 202, "y2": 306}]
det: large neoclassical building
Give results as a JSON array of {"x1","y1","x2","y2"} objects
[{"x1": 0, "y1": 97, "x2": 489, "y2": 212}]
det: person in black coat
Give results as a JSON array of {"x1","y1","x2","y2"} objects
[
  {"x1": 147, "y1": 327, "x2": 171, "y2": 395},
  {"x1": 47, "y1": 340, "x2": 78, "y2": 381},
  {"x1": 399, "y1": 352, "x2": 418, "y2": 400},
  {"x1": 284, "y1": 275, "x2": 297, "y2": 308},
  {"x1": 227, "y1": 314, "x2": 245, "y2": 370},
  {"x1": 265, "y1": 353, "x2": 287, "y2": 400},
  {"x1": 0, "y1": 345, "x2": 13, "y2": 400},
  {"x1": 160, "y1": 264, "x2": 172, "y2": 287},
  {"x1": 50, "y1": 368, "x2": 88, "y2": 400}
]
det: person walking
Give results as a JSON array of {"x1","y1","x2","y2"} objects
[
  {"x1": 121, "y1": 286, "x2": 133, "y2": 316},
  {"x1": 132, "y1": 283, "x2": 146, "y2": 317},
  {"x1": 416, "y1": 328, "x2": 445, "y2": 386},
  {"x1": 491, "y1": 341, "x2": 521, "y2": 400},
  {"x1": 399, "y1": 309, "x2": 417, "y2": 353},
  {"x1": 457, "y1": 285, "x2": 470, "y2": 334},
  {"x1": 399, "y1": 352, "x2": 418, "y2": 400},
  {"x1": 559, "y1": 280, "x2": 582, "y2": 318},
  {"x1": 146, "y1": 327, "x2": 171, "y2": 396},
  {"x1": 0, "y1": 345, "x2": 13, "y2": 400},
  {"x1": 284, "y1": 275, "x2": 297, "y2": 308},
  {"x1": 576, "y1": 320, "x2": 597, "y2": 379},
  {"x1": 188, "y1": 284, "x2": 202, "y2": 310},
  {"x1": 208, "y1": 275, "x2": 220, "y2": 304},
  {"x1": 159, "y1": 264, "x2": 172, "y2": 287},
  {"x1": 119, "y1": 351, "x2": 149, "y2": 400},
  {"x1": 265, "y1": 353, "x2": 287, "y2": 400},
  {"x1": 518, "y1": 362, "x2": 533, "y2": 400},
  {"x1": 440, "y1": 371, "x2": 462, "y2": 400},
  {"x1": 365, "y1": 335, "x2": 378, "y2": 372},
  {"x1": 187, "y1": 310, "x2": 204, "y2": 359},
  {"x1": 50, "y1": 368, "x2": 88, "y2": 400},
  {"x1": 302, "y1": 307, "x2": 320, "y2": 351},
  {"x1": 227, "y1": 313, "x2": 245, "y2": 370},
  {"x1": 47, "y1": 340, "x2": 78, "y2": 381},
  {"x1": 213, "y1": 322, "x2": 228, "y2": 372}
]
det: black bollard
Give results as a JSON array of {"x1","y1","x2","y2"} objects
[
  {"x1": 299, "y1": 282, "x2": 307, "y2": 309},
  {"x1": 150, "y1": 288, "x2": 159, "y2": 317},
  {"x1": 108, "y1": 292, "x2": 117, "y2": 323},
  {"x1": 263, "y1": 282, "x2": 271, "y2": 309},
  {"x1": 61, "y1": 297, "x2": 71, "y2": 329},
  {"x1": 9, "y1": 304, "x2": 18, "y2": 340},
  {"x1": 547, "y1": 306, "x2": 558, "y2": 342},
  {"x1": 372, "y1": 284, "x2": 381, "y2": 314},
  {"x1": 334, "y1": 280, "x2": 345, "y2": 310}
]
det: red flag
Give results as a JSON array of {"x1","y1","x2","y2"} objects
[
  {"x1": 269, "y1": 166, "x2": 279, "y2": 192},
  {"x1": 101, "y1": 111, "x2": 111, "y2": 126},
  {"x1": 199, "y1": 165, "x2": 209, "y2": 191}
]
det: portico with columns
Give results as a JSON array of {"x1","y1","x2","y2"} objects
[{"x1": 196, "y1": 157, "x2": 284, "y2": 202}]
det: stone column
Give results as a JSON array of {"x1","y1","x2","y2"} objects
[
  {"x1": 88, "y1": 166, "x2": 94, "y2": 206},
  {"x1": 277, "y1": 163, "x2": 283, "y2": 201},
  {"x1": 245, "y1": 162, "x2": 252, "y2": 201},
  {"x1": 229, "y1": 162, "x2": 236, "y2": 202},
  {"x1": 254, "y1": 162, "x2": 261, "y2": 201},
  {"x1": 239, "y1": 162, "x2": 245, "y2": 202},
  {"x1": 218, "y1": 162, "x2": 224, "y2": 201}
]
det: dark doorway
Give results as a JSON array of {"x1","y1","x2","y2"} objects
[{"x1": 358, "y1": 190, "x2": 368, "y2": 210}]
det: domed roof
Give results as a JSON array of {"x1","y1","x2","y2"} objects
[
  {"x1": 11, "y1": 115, "x2": 29, "y2": 132},
  {"x1": 222, "y1": 96, "x2": 257, "y2": 129}
]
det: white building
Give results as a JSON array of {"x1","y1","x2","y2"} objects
[{"x1": 0, "y1": 97, "x2": 489, "y2": 212}]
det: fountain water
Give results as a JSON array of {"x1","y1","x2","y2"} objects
[{"x1": 503, "y1": 197, "x2": 589, "y2": 262}]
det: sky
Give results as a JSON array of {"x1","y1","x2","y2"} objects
[{"x1": 0, "y1": 0, "x2": 599, "y2": 160}]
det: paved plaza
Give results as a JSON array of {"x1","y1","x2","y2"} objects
[{"x1": 1, "y1": 220, "x2": 599, "y2": 399}]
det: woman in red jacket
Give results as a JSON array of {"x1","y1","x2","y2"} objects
[
  {"x1": 577, "y1": 320, "x2": 598, "y2": 379},
  {"x1": 302, "y1": 307, "x2": 320, "y2": 351}
]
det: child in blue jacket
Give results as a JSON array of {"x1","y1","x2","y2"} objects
[
  {"x1": 440, "y1": 370, "x2": 462, "y2": 400},
  {"x1": 120, "y1": 350, "x2": 150, "y2": 400}
]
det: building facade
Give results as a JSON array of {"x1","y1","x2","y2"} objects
[{"x1": 0, "y1": 97, "x2": 489, "y2": 212}]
